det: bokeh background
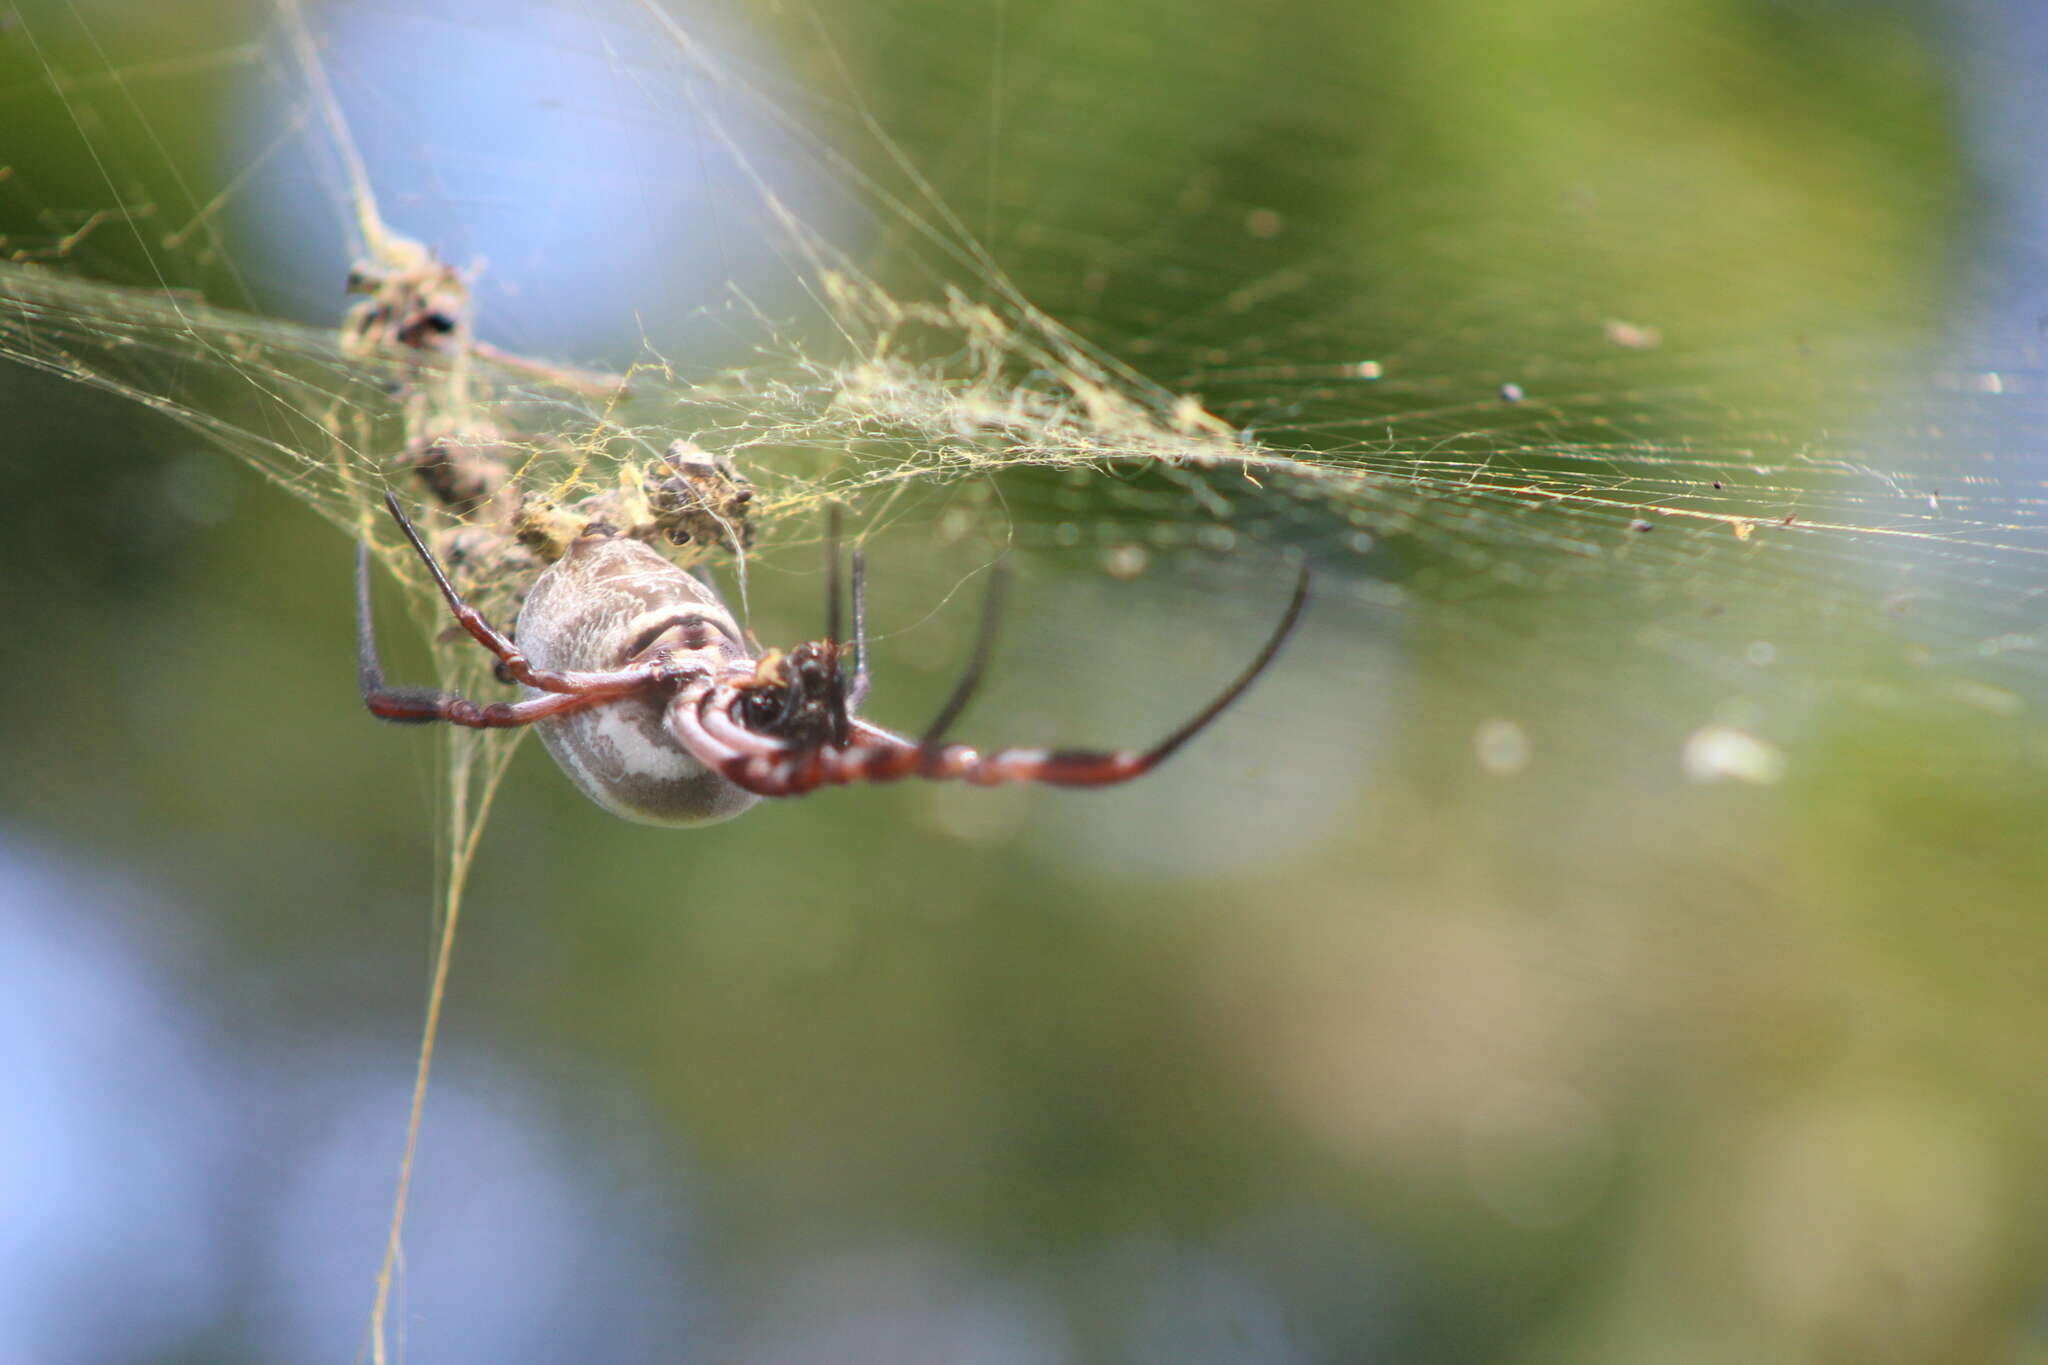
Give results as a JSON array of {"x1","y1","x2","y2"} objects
[{"x1": 4, "y1": 0, "x2": 2048, "y2": 1361}]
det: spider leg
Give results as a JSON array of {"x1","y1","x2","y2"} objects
[
  {"x1": 919, "y1": 561, "x2": 1009, "y2": 745},
  {"x1": 1074, "y1": 560, "x2": 1311, "y2": 775},
  {"x1": 376, "y1": 491, "x2": 680, "y2": 697},
  {"x1": 824, "y1": 506, "x2": 844, "y2": 648},
  {"x1": 675, "y1": 564, "x2": 1309, "y2": 796},
  {"x1": 847, "y1": 716, "x2": 914, "y2": 748},
  {"x1": 847, "y1": 546, "x2": 871, "y2": 710},
  {"x1": 821, "y1": 507, "x2": 855, "y2": 745},
  {"x1": 356, "y1": 544, "x2": 624, "y2": 728},
  {"x1": 380, "y1": 491, "x2": 522, "y2": 664},
  {"x1": 667, "y1": 687, "x2": 827, "y2": 798},
  {"x1": 835, "y1": 562, "x2": 1311, "y2": 788},
  {"x1": 363, "y1": 683, "x2": 617, "y2": 729}
]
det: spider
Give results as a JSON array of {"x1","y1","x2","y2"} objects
[{"x1": 357, "y1": 492, "x2": 1309, "y2": 826}]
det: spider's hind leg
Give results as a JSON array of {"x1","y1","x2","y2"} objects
[{"x1": 927, "y1": 561, "x2": 1312, "y2": 787}]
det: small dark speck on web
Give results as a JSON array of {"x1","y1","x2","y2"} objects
[
  {"x1": 1630, "y1": 519, "x2": 1654, "y2": 532},
  {"x1": 1712, "y1": 481, "x2": 1723, "y2": 489}
]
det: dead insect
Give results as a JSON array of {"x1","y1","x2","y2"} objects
[
  {"x1": 342, "y1": 238, "x2": 628, "y2": 397},
  {"x1": 357, "y1": 494, "x2": 1308, "y2": 825},
  {"x1": 397, "y1": 425, "x2": 520, "y2": 514},
  {"x1": 645, "y1": 440, "x2": 755, "y2": 550},
  {"x1": 343, "y1": 242, "x2": 470, "y2": 356}
]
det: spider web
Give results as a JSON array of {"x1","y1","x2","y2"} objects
[
  {"x1": 4, "y1": 0, "x2": 2040, "y2": 742},
  {"x1": 4, "y1": 0, "x2": 2048, "y2": 1359}
]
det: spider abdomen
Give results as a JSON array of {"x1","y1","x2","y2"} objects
[{"x1": 515, "y1": 535, "x2": 758, "y2": 827}]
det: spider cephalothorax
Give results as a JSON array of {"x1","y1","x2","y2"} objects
[
  {"x1": 357, "y1": 492, "x2": 1308, "y2": 825},
  {"x1": 733, "y1": 643, "x2": 853, "y2": 749}
]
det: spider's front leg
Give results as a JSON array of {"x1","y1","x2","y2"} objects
[
  {"x1": 936, "y1": 562, "x2": 1311, "y2": 787},
  {"x1": 683, "y1": 562, "x2": 1311, "y2": 794}
]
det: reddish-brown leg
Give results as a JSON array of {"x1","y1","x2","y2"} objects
[
  {"x1": 357, "y1": 541, "x2": 675, "y2": 729},
  {"x1": 668, "y1": 562, "x2": 1310, "y2": 797},
  {"x1": 375, "y1": 492, "x2": 684, "y2": 696},
  {"x1": 361, "y1": 683, "x2": 619, "y2": 729}
]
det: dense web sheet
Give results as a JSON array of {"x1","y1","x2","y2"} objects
[
  {"x1": 6, "y1": 0, "x2": 2048, "y2": 1359},
  {"x1": 7, "y1": 204, "x2": 2047, "y2": 803}
]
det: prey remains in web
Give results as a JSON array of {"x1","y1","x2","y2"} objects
[
  {"x1": 358, "y1": 493, "x2": 1310, "y2": 825},
  {"x1": 335, "y1": 173, "x2": 1304, "y2": 827}
]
